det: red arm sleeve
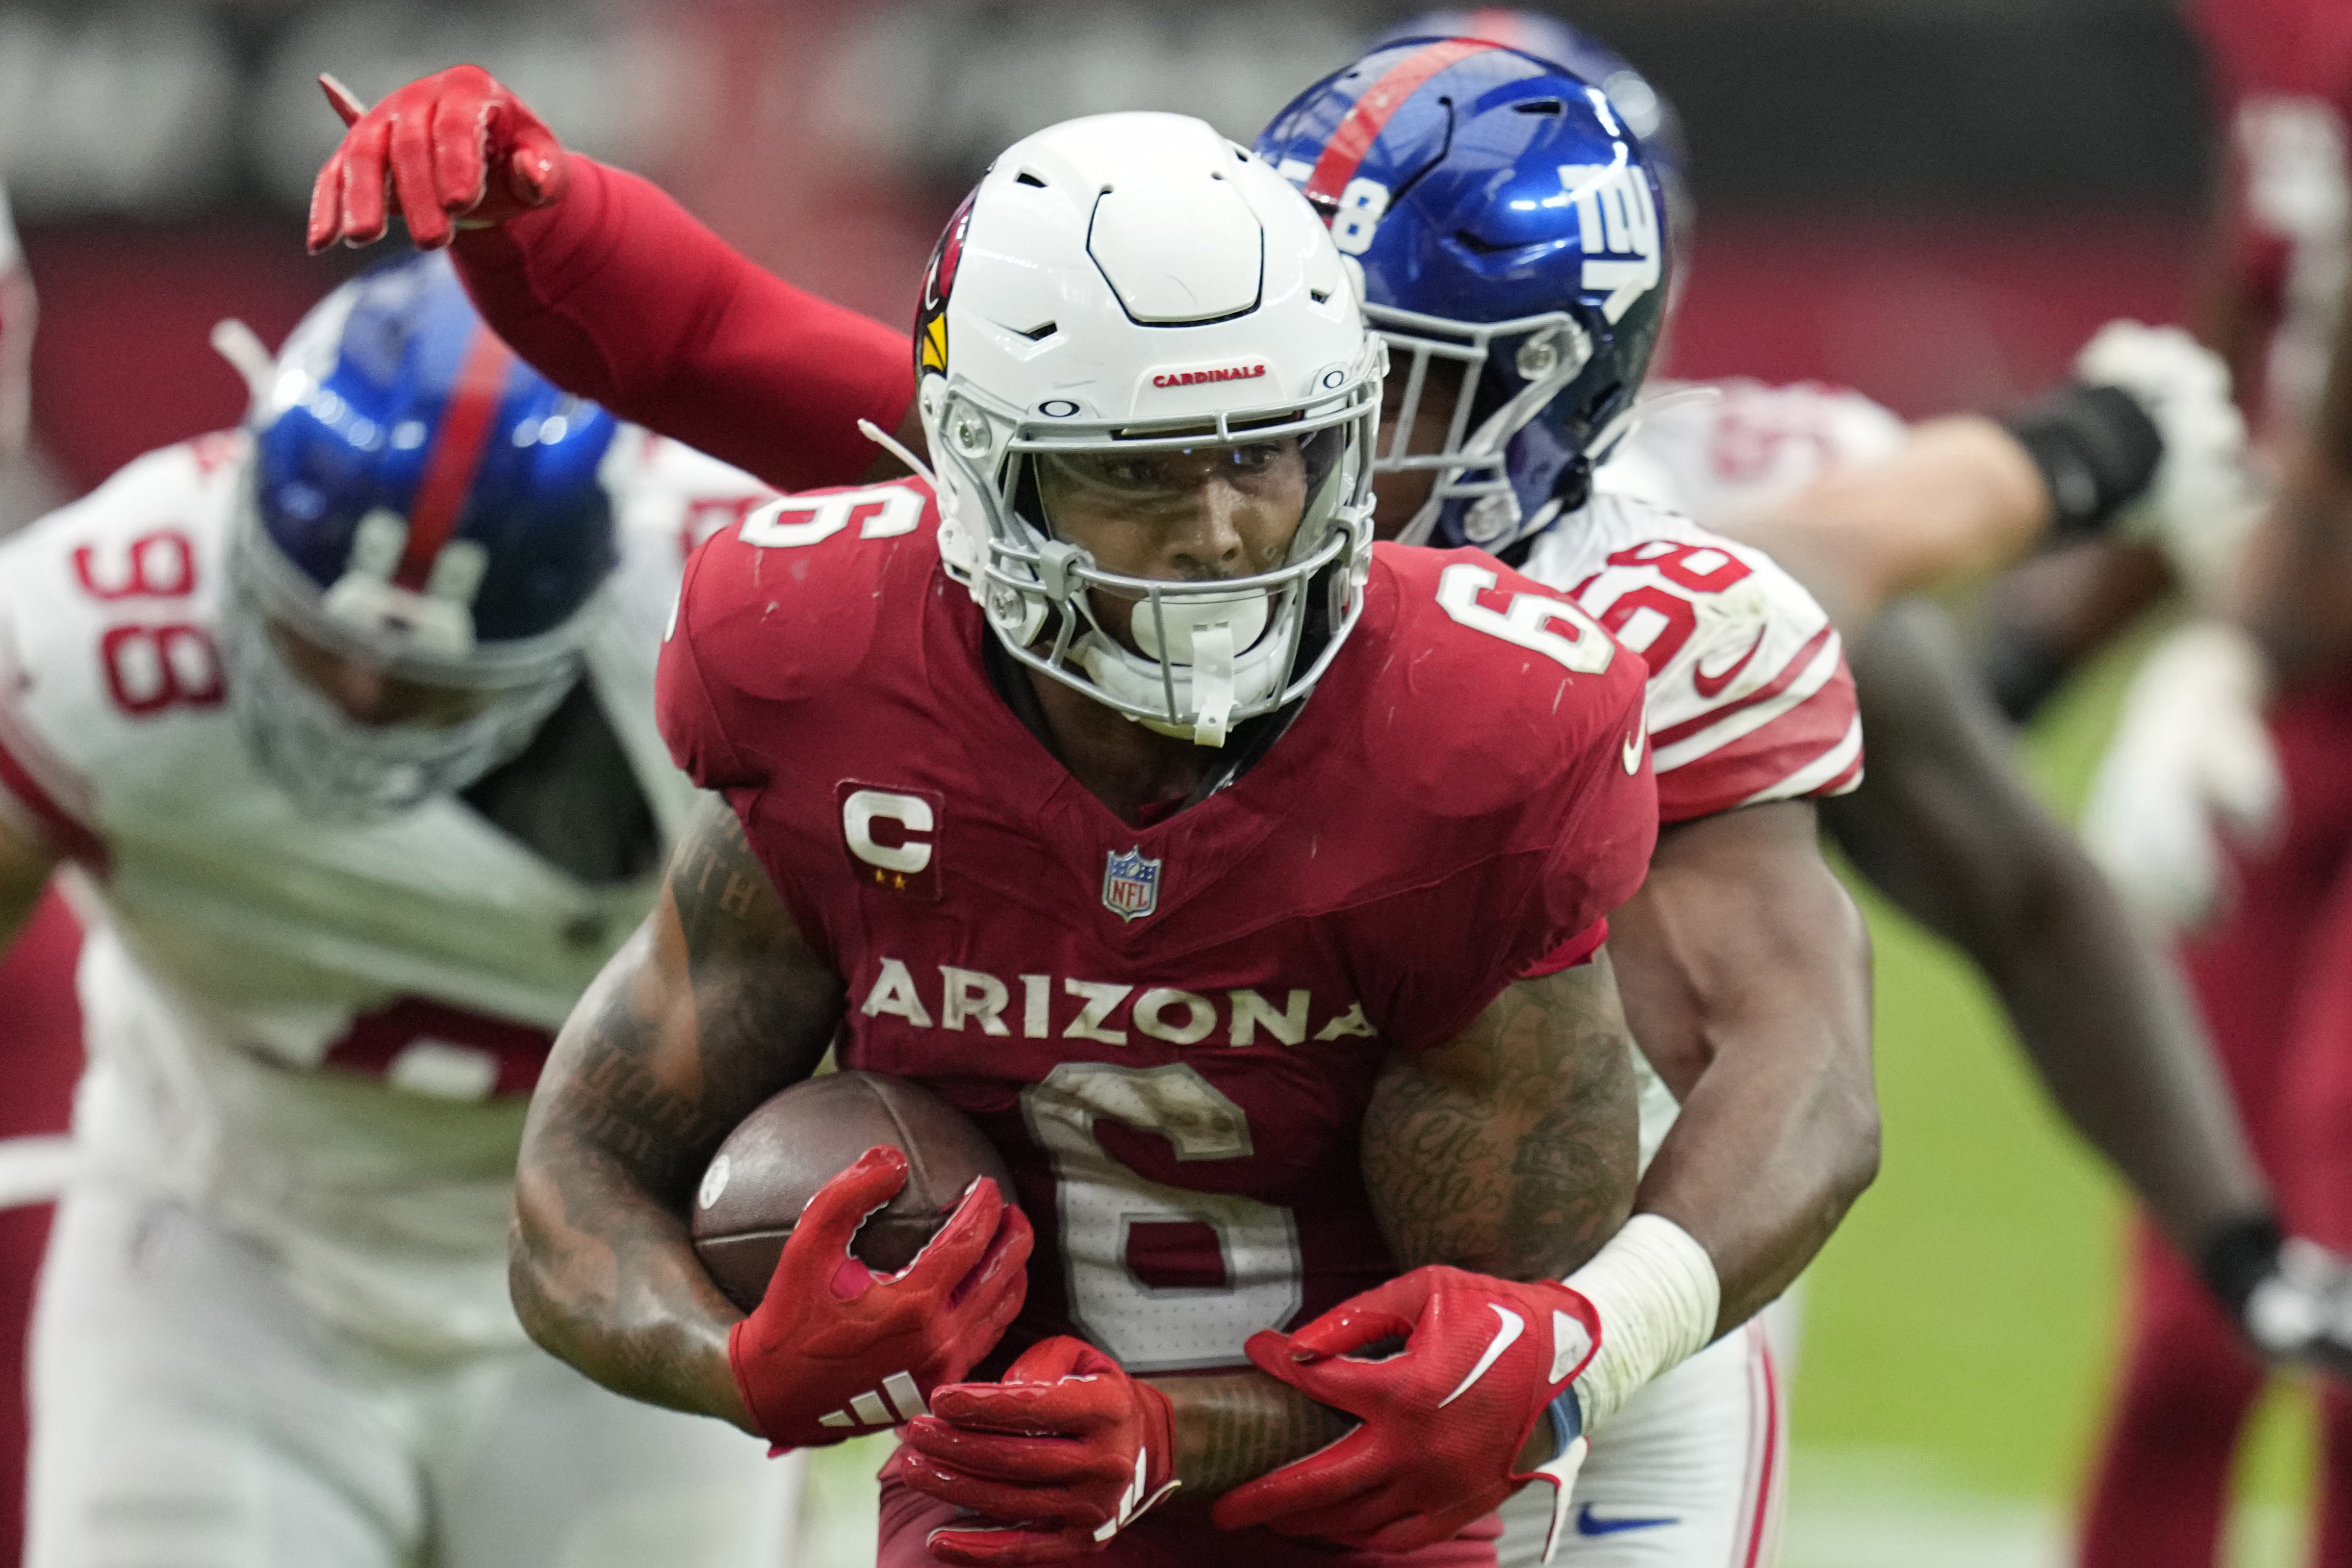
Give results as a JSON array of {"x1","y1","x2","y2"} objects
[{"x1": 449, "y1": 158, "x2": 916, "y2": 494}]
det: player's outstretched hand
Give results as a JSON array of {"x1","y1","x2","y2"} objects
[
  {"x1": 2081, "y1": 619, "x2": 2280, "y2": 931},
  {"x1": 727, "y1": 1146, "x2": 1033, "y2": 1450},
  {"x1": 307, "y1": 65, "x2": 568, "y2": 254},
  {"x1": 1213, "y1": 1266, "x2": 1600, "y2": 1561},
  {"x1": 899, "y1": 1337, "x2": 1178, "y2": 1564},
  {"x1": 2074, "y1": 319, "x2": 2260, "y2": 604}
]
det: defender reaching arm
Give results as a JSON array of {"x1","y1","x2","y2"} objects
[
  {"x1": 307, "y1": 67, "x2": 918, "y2": 494},
  {"x1": 1610, "y1": 799, "x2": 1877, "y2": 1335}
]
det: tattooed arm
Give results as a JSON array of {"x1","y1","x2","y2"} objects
[
  {"x1": 512, "y1": 795, "x2": 844, "y2": 1427},
  {"x1": 1142, "y1": 958, "x2": 1643, "y2": 1496},
  {"x1": 1360, "y1": 955, "x2": 1640, "y2": 1280}
]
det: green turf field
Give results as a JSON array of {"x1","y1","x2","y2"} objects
[
  {"x1": 1782, "y1": 617, "x2": 2319, "y2": 1568},
  {"x1": 797, "y1": 615, "x2": 2326, "y2": 1566}
]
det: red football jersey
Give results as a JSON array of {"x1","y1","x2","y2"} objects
[
  {"x1": 2185, "y1": 0, "x2": 2352, "y2": 430},
  {"x1": 660, "y1": 478, "x2": 1657, "y2": 1374}
]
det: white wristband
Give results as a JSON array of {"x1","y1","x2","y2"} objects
[{"x1": 1561, "y1": 1213, "x2": 1720, "y2": 1431}]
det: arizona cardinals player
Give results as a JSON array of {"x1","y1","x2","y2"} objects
[
  {"x1": 308, "y1": 54, "x2": 1824, "y2": 1566},
  {"x1": 498, "y1": 110, "x2": 1665, "y2": 1567},
  {"x1": 0, "y1": 252, "x2": 909, "y2": 1568}
]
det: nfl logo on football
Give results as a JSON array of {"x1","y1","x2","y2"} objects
[{"x1": 1101, "y1": 847, "x2": 1162, "y2": 922}]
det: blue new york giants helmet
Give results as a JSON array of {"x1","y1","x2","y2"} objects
[
  {"x1": 1370, "y1": 10, "x2": 1689, "y2": 220},
  {"x1": 1257, "y1": 36, "x2": 1674, "y2": 552},
  {"x1": 223, "y1": 251, "x2": 620, "y2": 818}
]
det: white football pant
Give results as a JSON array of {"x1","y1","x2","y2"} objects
[
  {"x1": 27, "y1": 1186, "x2": 801, "y2": 1568},
  {"x1": 1496, "y1": 1311, "x2": 1788, "y2": 1568}
]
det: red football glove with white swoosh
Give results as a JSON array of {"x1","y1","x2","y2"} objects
[
  {"x1": 307, "y1": 65, "x2": 568, "y2": 253},
  {"x1": 1212, "y1": 1265, "x2": 1601, "y2": 1555},
  {"x1": 727, "y1": 1146, "x2": 1033, "y2": 1451}
]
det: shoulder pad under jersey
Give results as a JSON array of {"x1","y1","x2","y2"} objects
[
  {"x1": 656, "y1": 476, "x2": 938, "y2": 792},
  {"x1": 1355, "y1": 541, "x2": 1653, "y2": 824},
  {"x1": 1528, "y1": 487, "x2": 1862, "y2": 822},
  {"x1": 0, "y1": 433, "x2": 248, "y2": 856}
]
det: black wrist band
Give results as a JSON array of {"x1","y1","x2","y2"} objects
[
  {"x1": 2000, "y1": 383, "x2": 2165, "y2": 540},
  {"x1": 2200, "y1": 1211, "x2": 2286, "y2": 1322}
]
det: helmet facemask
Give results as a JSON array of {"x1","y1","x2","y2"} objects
[
  {"x1": 933, "y1": 338, "x2": 1381, "y2": 748},
  {"x1": 223, "y1": 475, "x2": 601, "y2": 822},
  {"x1": 1371, "y1": 304, "x2": 1600, "y2": 550}
]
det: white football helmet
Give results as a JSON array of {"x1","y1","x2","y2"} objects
[{"x1": 916, "y1": 111, "x2": 1382, "y2": 746}]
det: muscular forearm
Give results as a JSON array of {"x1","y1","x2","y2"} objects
[
  {"x1": 511, "y1": 942, "x2": 755, "y2": 1427},
  {"x1": 1145, "y1": 1368, "x2": 1555, "y2": 1507},
  {"x1": 1608, "y1": 803, "x2": 1878, "y2": 1335},
  {"x1": 511, "y1": 1151, "x2": 752, "y2": 1429},
  {"x1": 1146, "y1": 1372, "x2": 1353, "y2": 1503},
  {"x1": 451, "y1": 157, "x2": 914, "y2": 494},
  {"x1": 1634, "y1": 1040, "x2": 1876, "y2": 1335},
  {"x1": 1726, "y1": 415, "x2": 2049, "y2": 633},
  {"x1": 1361, "y1": 960, "x2": 1639, "y2": 1281}
]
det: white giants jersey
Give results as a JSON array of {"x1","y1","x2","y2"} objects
[
  {"x1": 0, "y1": 427, "x2": 773, "y2": 1355},
  {"x1": 1524, "y1": 378, "x2": 1889, "y2": 1164}
]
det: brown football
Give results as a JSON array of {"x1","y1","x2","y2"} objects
[{"x1": 689, "y1": 1070, "x2": 1017, "y2": 1314}]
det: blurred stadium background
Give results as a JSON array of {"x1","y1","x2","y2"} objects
[{"x1": 0, "y1": 0, "x2": 2297, "y2": 1562}]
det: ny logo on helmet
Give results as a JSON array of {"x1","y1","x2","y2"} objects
[{"x1": 1556, "y1": 157, "x2": 1660, "y2": 324}]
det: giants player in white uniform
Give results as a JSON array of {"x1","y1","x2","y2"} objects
[
  {"x1": 0, "y1": 252, "x2": 905, "y2": 1568},
  {"x1": 1257, "y1": 40, "x2": 1868, "y2": 1564},
  {"x1": 1271, "y1": 18, "x2": 2352, "y2": 1565}
]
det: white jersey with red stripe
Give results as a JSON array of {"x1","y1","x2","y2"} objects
[
  {"x1": 1594, "y1": 376, "x2": 1910, "y2": 533},
  {"x1": 1526, "y1": 382, "x2": 1883, "y2": 830},
  {"x1": 1516, "y1": 378, "x2": 1878, "y2": 1174},
  {"x1": 0, "y1": 426, "x2": 770, "y2": 1356}
]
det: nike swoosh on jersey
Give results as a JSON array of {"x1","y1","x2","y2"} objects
[
  {"x1": 1691, "y1": 626, "x2": 1767, "y2": 699},
  {"x1": 1623, "y1": 689, "x2": 1648, "y2": 774},
  {"x1": 1439, "y1": 1303, "x2": 1525, "y2": 1407},
  {"x1": 1576, "y1": 1504, "x2": 1679, "y2": 1536}
]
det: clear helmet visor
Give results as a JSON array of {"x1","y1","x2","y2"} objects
[
  {"x1": 1030, "y1": 426, "x2": 1340, "y2": 661},
  {"x1": 967, "y1": 411, "x2": 1371, "y2": 748},
  {"x1": 938, "y1": 341, "x2": 1382, "y2": 749}
]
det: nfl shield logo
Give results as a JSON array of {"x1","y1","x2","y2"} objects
[{"x1": 1102, "y1": 846, "x2": 1162, "y2": 922}]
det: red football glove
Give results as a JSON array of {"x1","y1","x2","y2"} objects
[
  {"x1": 1210, "y1": 1265, "x2": 1601, "y2": 1556},
  {"x1": 897, "y1": 1337, "x2": 1179, "y2": 1565},
  {"x1": 727, "y1": 1145, "x2": 1033, "y2": 1451},
  {"x1": 307, "y1": 65, "x2": 568, "y2": 253}
]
